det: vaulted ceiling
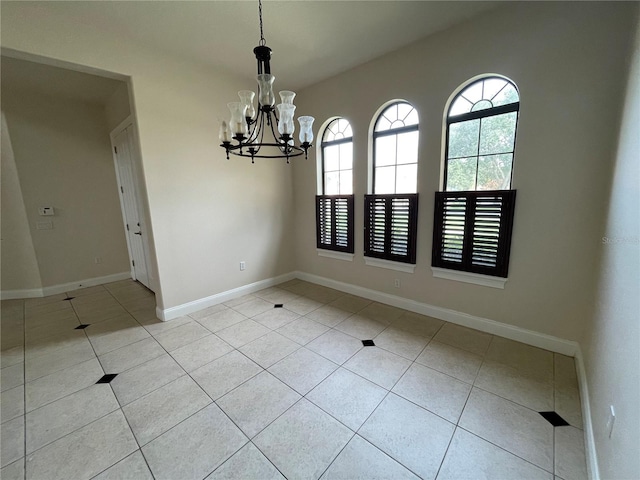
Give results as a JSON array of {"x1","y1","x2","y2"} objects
[{"x1": 1, "y1": 1, "x2": 500, "y2": 92}]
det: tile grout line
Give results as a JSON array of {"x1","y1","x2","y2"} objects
[
  {"x1": 11, "y1": 282, "x2": 579, "y2": 479},
  {"x1": 21, "y1": 283, "x2": 154, "y2": 477},
  {"x1": 184, "y1": 290, "x2": 352, "y2": 477},
  {"x1": 221, "y1": 285, "x2": 575, "y2": 478},
  {"x1": 22, "y1": 289, "x2": 117, "y2": 461},
  {"x1": 88, "y1": 282, "x2": 159, "y2": 479},
  {"x1": 456, "y1": 424, "x2": 556, "y2": 475},
  {"x1": 431, "y1": 349, "x2": 483, "y2": 480}
]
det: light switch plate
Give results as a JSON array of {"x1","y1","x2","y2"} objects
[{"x1": 38, "y1": 207, "x2": 55, "y2": 216}]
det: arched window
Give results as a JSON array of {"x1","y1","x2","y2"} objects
[
  {"x1": 373, "y1": 102, "x2": 419, "y2": 194},
  {"x1": 433, "y1": 76, "x2": 519, "y2": 280},
  {"x1": 365, "y1": 101, "x2": 420, "y2": 267},
  {"x1": 316, "y1": 118, "x2": 354, "y2": 255},
  {"x1": 445, "y1": 77, "x2": 519, "y2": 191},
  {"x1": 322, "y1": 118, "x2": 353, "y2": 195}
]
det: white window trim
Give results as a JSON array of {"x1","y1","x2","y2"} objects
[
  {"x1": 317, "y1": 249, "x2": 354, "y2": 262},
  {"x1": 365, "y1": 257, "x2": 415, "y2": 273},
  {"x1": 431, "y1": 267, "x2": 507, "y2": 289}
]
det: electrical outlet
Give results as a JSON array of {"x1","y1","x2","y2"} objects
[
  {"x1": 607, "y1": 405, "x2": 616, "y2": 438},
  {"x1": 240, "y1": 261, "x2": 246, "y2": 271},
  {"x1": 36, "y1": 221, "x2": 53, "y2": 230},
  {"x1": 394, "y1": 279, "x2": 401, "y2": 288}
]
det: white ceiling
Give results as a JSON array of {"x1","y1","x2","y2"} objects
[{"x1": 1, "y1": 1, "x2": 501, "y2": 100}]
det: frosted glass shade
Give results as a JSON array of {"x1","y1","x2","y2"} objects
[
  {"x1": 276, "y1": 103, "x2": 296, "y2": 136},
  {"x1": 298, "y1": 116, "x2": 315, "y2": 143},
  {"x1": 257, "y1": 74, "x2": 275, "y2": 107},
  {"x1": 228, "y1": 102, "x2": 248, "y2": 137},
  {"x1": 279, "y1": 90, "x2": 296, "y2": 105},
  {"x1": 219, "y1": 120, "x2": 231, "y2": 143},
  {"x1": 238, "y1": 90, "x2": 256, "y2": 118}
]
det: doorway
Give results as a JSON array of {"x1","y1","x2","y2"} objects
[{"x1": 111, "y1": 121, "x2": 151, "y2": 290}]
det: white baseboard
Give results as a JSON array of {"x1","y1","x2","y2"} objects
[
  {"x1": 156, "y1": 272, "x2": 296, "y2": 321},
  {"x1": 1, "y1": 272, "x2": 131, "y2": 300},
  {"x1": 295, "y1": 271, "x2": 579, "y2": 356},
  {"x1": 0, "y1": 287, "x2": 45, "y2": 300},
  {"x1": 574, "y1": 347, "x2": 600, "y2": 480}
]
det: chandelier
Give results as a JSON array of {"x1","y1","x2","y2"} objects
[{"x1": 219, "y1": 0, "x2": 314, "y2": 163}]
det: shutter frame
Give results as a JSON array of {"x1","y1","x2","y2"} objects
[
  {"x1": 432, "y1": 190, "x2": 516, "y2": 277},
  {"x1": 316, "y1": 195, "x2": 354, "y2": 253},
  {"x1": 365, "y1": 193, "x2": 418, "y2": 264}
]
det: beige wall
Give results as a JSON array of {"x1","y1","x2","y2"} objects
[
  {"x1": 1, "y1": 2, "x2": 296, "y2": 309},
  {"x1": 582, "y1": 14, "x2": 640, "y2": 480},
  {"x1": 293, "y1": 2, "x2": 637, "y2": 342},
  {"x1": 2, "y1": 89, "x2": 130, "y2": 287},
  {"x1": 1, "y1": 112, "x2": 42, "y2": 292}
]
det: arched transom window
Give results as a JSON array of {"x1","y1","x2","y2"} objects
[
  {"x1": 445, "y1": 77, "x2": 519, "y2": 191},
  {"x1": 373, "y1": 102, "x2": 419, "y2": 194},
  {"x1": 321, "y1": 118, "x2": 353, "y2": 195}
]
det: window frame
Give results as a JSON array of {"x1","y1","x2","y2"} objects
[
  {"x1": 433, "y1": 76, "x2": 520, "y2": 281},
  {"x1": 365, "y1": 101, "x2": 420, "y2": 266},
  {"x1": 321, "y1": 118, "x2": 353, "y2": 196},
  {"x1": 316, "y1": 118, "x2": 355, "y2": 255},
  {"x1": 372, "y1": 101, "x2": 420, "y2": 195},
  {"x1": 443, "y1": 76, "x2": 520, "y2": 193}
]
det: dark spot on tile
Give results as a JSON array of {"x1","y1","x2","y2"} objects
[
  {"x1": 362, "y1": 340, "x2": 375, "y2": 347},
  {"x1": 539, "y1": 411, "x2": 569, "y2": 426},
  {"x1": 96, "y1": 374, "x2": 118, "y2": 384},
  {"x1": 75, "y1": 324, "x2": 90, "y2": 329},
  {"x1": 274, "y1": 304, "x2": 284, "y2": 308}
]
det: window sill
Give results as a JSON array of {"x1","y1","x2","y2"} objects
[
  {"x1": 317, "y1": 249, "x2": 354, "y2": 262},
  {"x1": 365, "y1": 257, "x2": 415, "y2": 273},
  {"x1": 431, "y1": 267, "x2": 507, "y2": 289}
]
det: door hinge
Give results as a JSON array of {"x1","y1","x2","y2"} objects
[
  {"x1": 126, "y1": 224, "x2": 129, "y2": 231},
  {"x1": 120, "y1": 186, "x2": 124, "y2": 194},
  {"x1": 114, "y1": 146, "x2": 118, "y2": 154},
  {"x1": 132, "y1": 260, "x2": 135, "y2": 267}
]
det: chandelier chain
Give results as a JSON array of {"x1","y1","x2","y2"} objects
[{"x1": 258, "y1": 0, "x2": 266, "y2": 46}]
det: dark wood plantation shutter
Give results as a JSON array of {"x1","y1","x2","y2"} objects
[
  {"x1": 365, "y1": 194, "x2": 418, "y2": 264},
  {"x1": 432, "y1": 190, "x2": 516, "y2": 277},
  {"x1": 316, "y1": 195, "x2": 354, "y2": 253}
]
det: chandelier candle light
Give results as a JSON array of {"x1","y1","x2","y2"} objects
[{"x1": 219, "y1": 0, "x2": 314, "y2": 163}]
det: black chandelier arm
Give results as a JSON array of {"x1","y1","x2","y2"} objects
[
  {"x1": 218, "y1": 0, "x2": 314, "y2": 163},
  {"x1": 225, "y1": 142, "x2": 306, "y2": 159}
]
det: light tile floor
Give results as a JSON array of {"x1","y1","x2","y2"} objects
[{"x1": 0, "y1": 279, "x2": 588, "y2": 480}]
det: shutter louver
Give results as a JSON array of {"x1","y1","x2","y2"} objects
[
  {"x1": 390, "y1": 198, "x2": 410, "y2": 257},
  {"x1": 472, "y1": 196, "x2": 502, "y2": 269},
  {"x1": 316, "y1": 195, "x2": 354, "y2": 253},
  {"x1": 441, "y1": 196, "x2": 466, "y2": 264},
  {"x1": 335, "y1": 198, "x2": 349, "y2": 248},
  {"x1": 432, "y1": 190, "x2": 516, "y2": 277},
  {"x1": 318, "y1": 197, "x2": 332, "y2": 247},
  {"x1": 368, "y1": 197, "x2": 387, "y2": 255},
  {"x1": 365, "y1": 194, "x2": 418, "y2": 264}
]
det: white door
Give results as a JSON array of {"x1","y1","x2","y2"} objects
[{"x1": 113, "y1": 126, "x2": 150, "y2": 289}]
